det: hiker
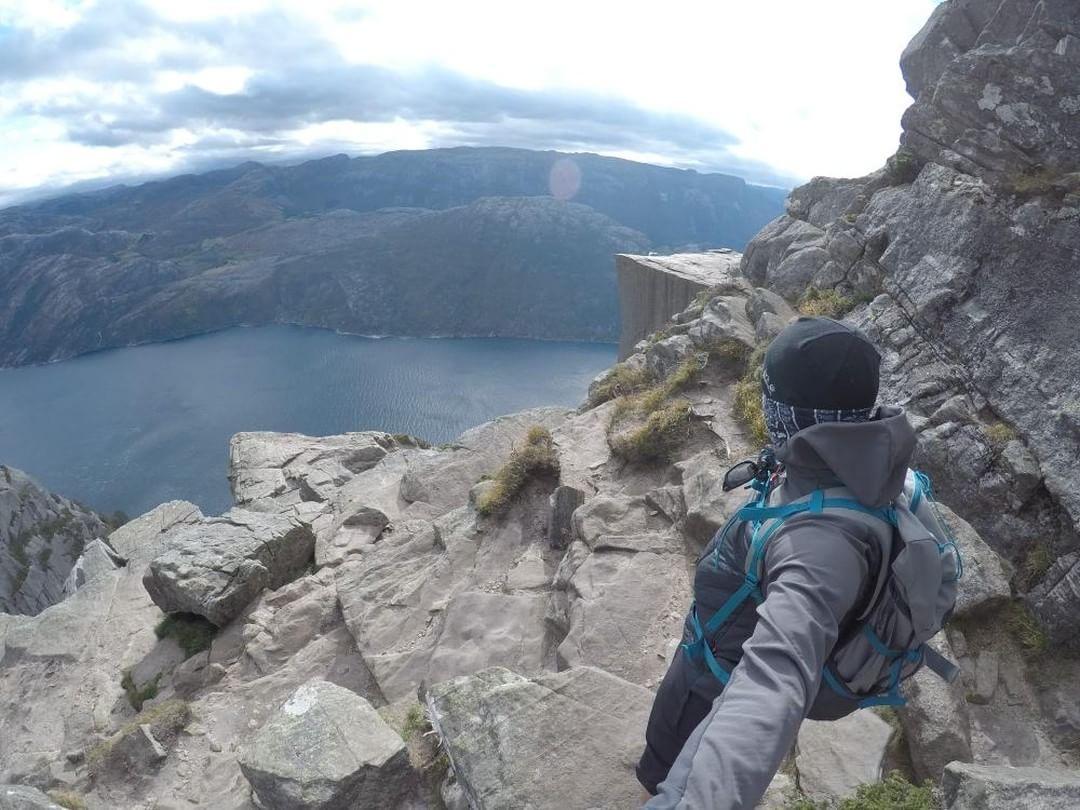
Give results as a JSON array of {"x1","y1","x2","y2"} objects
[{"x1": 638, "y1": 316, "x2": 960, "y2": 809}]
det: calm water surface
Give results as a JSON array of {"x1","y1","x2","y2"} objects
[{"x1": 0, "y1": 327, "x2": 615, "y2": 516}]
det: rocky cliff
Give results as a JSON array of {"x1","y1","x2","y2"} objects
[
  {"x1": 3, "y1": 2, "x2": 1080, "y2": 809},
  {"x1": 0, "y1": 465, "x2": 111, "y2": 616},
  {"x1": 615, "y1": 250, "x2": 743, "y2": 358},
  {"x1": 0, "y1": 148, "x2": 785, "y2": 367}
]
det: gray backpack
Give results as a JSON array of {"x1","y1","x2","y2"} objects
[{"x1": 682, "y1": 469, "x2": 961, "y2": 708}]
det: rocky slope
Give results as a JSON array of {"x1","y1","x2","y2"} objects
[
  {"x1": 0, "y1": 465, "x2": 112, "y2": 616},
  {"x1": 0, "y1": 147, "x2": 785, "y2": 367},
  {"x1": 4, "y1": 2, "x2": 1080, "y2": 808}
]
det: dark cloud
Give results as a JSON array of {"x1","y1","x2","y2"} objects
[{"x1": 1, "y1": 1, "x2": 799, "y2": 195}]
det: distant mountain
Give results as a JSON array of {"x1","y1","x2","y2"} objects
[{"x1": 0, "y1": 147, "x2": 786, "y2": 365}]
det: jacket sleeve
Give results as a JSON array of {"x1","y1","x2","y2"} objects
[{"x1": 645, "y1": 518, "x2": 870, "y2": 810}]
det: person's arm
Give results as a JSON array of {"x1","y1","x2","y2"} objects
[{"x1": 646, "y1": 519, "x2": 869, "y2": 810}]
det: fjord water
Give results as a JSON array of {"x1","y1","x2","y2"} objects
[{"x1": 0, "y1": 326, "x2": 615, "y2": 517}]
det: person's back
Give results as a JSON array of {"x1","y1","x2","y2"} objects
[{"x1": 638, "y1": 316, "x2": 956, "y2": 809}]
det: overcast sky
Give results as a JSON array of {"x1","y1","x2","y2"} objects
[{"x1": 0, "y1": 0, "x2": 940, "y2": 207}]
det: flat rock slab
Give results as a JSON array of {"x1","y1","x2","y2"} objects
[
  {"x1": 143, "y1": 509, "x2": 315, "y2": 626},
  {"x1": 796, "y1": 711, "x2": 893, "y2": 800},
  {"x1": 427, "y1": 666, "x2": 652, "y2": 810},
  {"x1": 942, "y1": 762, "x2": 1080, "y2": 810},
  {"x1": 239, "y1": 679, "x2": 410, "y2": 810}
]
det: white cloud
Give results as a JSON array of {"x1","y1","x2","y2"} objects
[{"x1": 0, "y1": 0, "x2": 941, "y2": 206}]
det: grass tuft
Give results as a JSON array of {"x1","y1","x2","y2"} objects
[
  {"x1": 1006, "y1": 601, "x2": 1049, "y2": 655},
  {"x1": 983, "y1": 421, "x2": 1017, "y2": 450},
  {"x1": 87, "y1": 699, "x2": 191, "y2": 775},
  {"x1": 402, "y1": 703, "x2": 427, "y2": 741},
  {"x1": 733, "y1": 345, "x2": 769, "y2": 447},
  {"x1": 588, "y1": 362, "x2": 654, "y2": 407},
  {"x1": 475, "y1": 427, "x2": 560, "y2": 516},
  {"x1": 155, "y1": 613, "x2": 217, "y2": 659},
  {"x1": 121, "y1": 669, "x2": 161, "y2": 712},
  {"x1": 798, "y1": 287, "x2": 857, "y2": 319},
  {"x1": 606, "y1": 355, "x2": 703, "y2": 462},
  {"x1": 47, "y1": 791, "x2": 88, "y2": 810},
  {"x1": 1019, "y1": 541, "x2": 1055, "y2": 591},
  {"x1": 608, "y1": 400, "x2": 693, "y2": 462}
]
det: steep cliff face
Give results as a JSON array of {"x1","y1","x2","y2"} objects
[
  {"x1": 615, "y1": 250, "x2": 743, "y2": 358},
  {"x1": 741, "y1": 0, "x2": 1080, "y2": 646},
  {"x1": 0, "y1": 465, "x2": 111, "y2": 615}
]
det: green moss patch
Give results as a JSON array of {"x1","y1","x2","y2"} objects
[
  {"x1": 475, "y1": 427, "x2": 560, "y2": 516},
  {"x1": 733, "y1": 345, "x2": 769, "y2": 447},
  {"x1": 47, "y1": 790, "x2": 88, "y2": 810},
  {"x1": 1006, "y1": 601, "x2": 1049, "y2": 655},
  {"x1": 87, "y1": 699, "x2": 191, "y2": 776},
  {"x1": 121, "y1": 669, "x2": 161, "y2": 712}
]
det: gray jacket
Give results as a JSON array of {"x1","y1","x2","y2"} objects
[{"x1": 647, "y1": 407, "x2": 917, "y2": 810}]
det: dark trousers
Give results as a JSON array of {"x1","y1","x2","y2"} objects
[{"x1": 636, "y1": 647, "x2": 724, "y2": 794}]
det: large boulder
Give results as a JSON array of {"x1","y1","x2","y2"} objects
[
  {"x1": 239, "y1": 679, "x2": 411, "y2": 810},
  {"x1": 795, "y1": 711, "x2": 893, "y2": 801},
  {"x1": 143, "y1": 509, "x2": 315, "y2": 626},
  {"x1": 426, "y1": 666, "x2": 652, "y2": 810},
  {"x1": 941, "y1": 762, "x2": 1080, "y2": 810},
  {"x1": 939, "y1": 504, "x2": 1012, "y2": 618}
]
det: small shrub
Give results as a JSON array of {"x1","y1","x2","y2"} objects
[
  {"x1": 47, "y1": 790, "x2": 87, "y2": 810},
  {"x1": 588, "y1": 362, "x2": 653, "y2": 407},
  {"x1": 155, "y1": 613, "x2": 217, "y2": 658},
  {"x1": 1006, "y1": 601, "x2": 1049, "y2": 654},
  {"x1": 120, "y1": 669, "x2": 160, "y2": 711},
  {"x1": 608, "y1": 400, "x2": 693, "y2": 462},
  {"x1": 733, "y1": 345, "x2": 769, "y2": 447},
  {"x1": 798, "y1": 287, "x2": 857, "y2": 319},
  {"x1": 836, "y1": 772, "x2": 936, "y2": 810},
  {"x1": 475, "y1": 427, "x2": 560, "y2": 516}
]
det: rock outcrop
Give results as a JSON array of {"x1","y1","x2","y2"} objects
[
  {"x1": 740, "y1": 0, "x2": 1080, "y2": 643},
  {"x1": 615, "y1": 250, "x2": 743, "y2": 358},
  {"x1": 0, "y1": 465, "x2": 111, "y2": 615}
]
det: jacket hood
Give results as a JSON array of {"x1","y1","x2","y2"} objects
[{"x1": 776, "y1": 405, "x2": 916, "y2": 509}]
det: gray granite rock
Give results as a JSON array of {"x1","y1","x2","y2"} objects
[
  {"x1": 942, "y1": 762, "x2": 1080, "y2": 810},
  {"x1": 0, "y1": 785, "x2": 62, "y2": 810},
  {"x1": 796, "y1": 711, "x2": 893, "y2": 801},
  {"x1": 548, "y1": 485, "x2": 584, "y2": 549},
  {"x1": 899, "y1": 636, "x2": 973, "y2": 782},
  {"x1": 239, "y1": 679, "x2": 411, "y2": 810},
  {"x1": 0, "y1": 464, "x2": 110, "y2": 616},
  {"x1": 426, "y1": 666, "x2": 652, "y2": 810},
  {"x1": 143, "y1": 509, "x2": 315, "y2": 626}
]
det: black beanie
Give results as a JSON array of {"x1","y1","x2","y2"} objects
[{"x1": 761, "y1": 316, "x2": 881, "y2": 409}]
